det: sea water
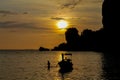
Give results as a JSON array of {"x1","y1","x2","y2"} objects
[{"x1": 0, "y1": 50, "x2": 120, "y2": 80}]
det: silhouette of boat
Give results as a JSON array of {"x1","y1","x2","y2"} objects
[{"x1": 58, "y1": 53, "x2": 73, "y2": 73}]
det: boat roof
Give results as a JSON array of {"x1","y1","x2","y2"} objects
[{"x1": 63, "y1": 53, "x2": 72, "y2": 55}]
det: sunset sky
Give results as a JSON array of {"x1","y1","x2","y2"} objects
[{"x1": 0, "y1": 0, "x2": 102, "y2": 49}]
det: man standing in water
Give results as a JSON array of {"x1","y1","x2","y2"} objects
[{"x1": 47, "y1": 60, "x2": 50, "y2": 70}]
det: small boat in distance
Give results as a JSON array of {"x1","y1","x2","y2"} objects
[{"x1": 58, "y1": 53, "x2": 73, "y2": 73}]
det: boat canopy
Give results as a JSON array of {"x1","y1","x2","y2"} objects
[
  {"x1": 64, "y1": 53, "x2": 72, "y2": 55},
  {"x1": 61, "y1": 53, "x2": 72, "y2": 61}
]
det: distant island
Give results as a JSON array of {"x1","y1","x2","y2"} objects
[
  {"x1": 39, "y1": 47, "x2": 49, "y2": 51},
  {"x1": 39, "y1": 0, "x2": 119, "y2": 52}
]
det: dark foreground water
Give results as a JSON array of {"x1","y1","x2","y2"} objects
[{"x1": 0, "y1": 51, "x2": 120, "y2": 80}]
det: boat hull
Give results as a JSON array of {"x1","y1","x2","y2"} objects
[{"x1": 58, "y1": 60, "x2": 73, "y2": 73}]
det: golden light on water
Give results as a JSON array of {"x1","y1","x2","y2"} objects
[{"x1": 56, "y1": 20, "x2": 68, "y2": 29}]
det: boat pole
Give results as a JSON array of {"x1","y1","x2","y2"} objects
[{"x1": 62, "y1": 53, "x2": 64, "y2": 61}]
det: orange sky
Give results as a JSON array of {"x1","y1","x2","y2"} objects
[{"x1": 0, "y1": 0, "x2": 102, "y2": 49}]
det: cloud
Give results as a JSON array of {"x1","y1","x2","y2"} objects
[
  {"x1": 51, "y1": 17, "x2": 82, "y2": 21},
  {"x1": 23, "y1": 12, "x2": 29, "y2": 14},
  {"x1": 51, "y1": 17, "x2": 65, "y2": 20},
  {"x1": 57, "y1": 0, "x2": 82, "y2": 9},
  {"x1": 0, "y1": 21, "x2": 16, "y2": 27},
  {"x1": 91, "y1": 0, "x2": 102, "y2": 3},
  {"x1": 0, "y1": 10, "x2": 17, "y2": 17},
  {"x1": 0, "y1": 21, "x2": 53, "y2": 33},
  {"x1": 0, "y1": 21, "x2": 36, "y2": 29},
  {"x1": 56, "y1": 0, "x2": 101, "y2": 9},
  {"x1": 0, "y1": 10, "x2": 28, "y2": 16},
  {"x1": 0, "y1": 10, "x2": 17, "y2": 15}
]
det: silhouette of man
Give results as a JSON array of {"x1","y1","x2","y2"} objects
[{"x1": 47, "y1": 60, "x2": 50, "y2": 70}]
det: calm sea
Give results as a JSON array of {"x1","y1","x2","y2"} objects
[{"x1": 0, "y1": 50, "x2": 120, "y2": 80}]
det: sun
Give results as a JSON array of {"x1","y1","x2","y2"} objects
[{"x1": 56, "y1": 20, "x2": 68, "y2": 29}]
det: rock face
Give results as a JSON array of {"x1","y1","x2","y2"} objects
[
  {"x1": 102, "y1": 0, "x2": 119, "y2": 51},
  {"x1": 102, "y1": 0, "x2": 119, "y2": 30}
]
